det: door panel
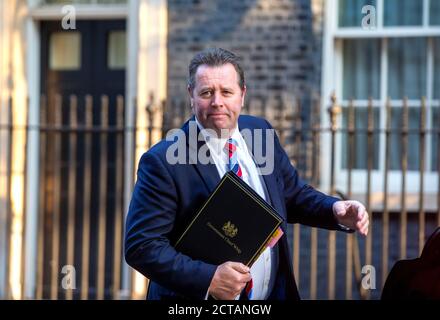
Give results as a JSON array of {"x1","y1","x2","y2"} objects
[{"x1": 40, "y1": 20, "x2": 126, "y2": 299}]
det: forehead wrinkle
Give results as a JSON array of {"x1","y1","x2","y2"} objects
[{"x1": 194, "y1": 64, "x2": 239, "y2": 89}]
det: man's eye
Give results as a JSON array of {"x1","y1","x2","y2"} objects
[
  {"x1": 201, "y1": 91, "x2": 212, "y2": 97},
  {"x1": 223, "y1": 91, "x2": 232, "y2": 95}
]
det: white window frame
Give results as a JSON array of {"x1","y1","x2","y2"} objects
[
  {"x1": 31, "y1": 1, "x2": 128, "y2": 20},
  {"x1": 321, "y1": 0, "x2": 439, "y2": 205}
]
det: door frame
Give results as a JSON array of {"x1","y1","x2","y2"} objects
[{"x1": 24, "y1": 0, "x2": 138, "y2": 299}]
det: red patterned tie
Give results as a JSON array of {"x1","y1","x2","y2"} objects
[
  {"x1": 224, "y1": 138, "x2": 243, "y2": 178},
  {"x1": 224, "y1": 138, "x2": 253, "y2": 299}
]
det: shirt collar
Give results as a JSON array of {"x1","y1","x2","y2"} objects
[{"x1": 195, "y1": 116, "x2": 241, "y2": 153}]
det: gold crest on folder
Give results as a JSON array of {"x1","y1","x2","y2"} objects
[{"x1": 222, "y1": 221, "x2": 238, "y2": 238}]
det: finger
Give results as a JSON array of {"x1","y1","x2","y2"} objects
[
  {"x1": 234, "y1": 270, "x2": 252, "y2": 284},
  {"x1": 357, "y1": 215, "x2": 368, "y2": 230},
  {"x1": 357, "y1": 205, "x2": 366, "y2": 221},
  {"x1": 347, "y1": 200, "x2": 363, "y2": 217},
  {"x1": 230, "y1": 262, "x2": 250, "y2": 274},
  {"x1": 361, "y1": 223, "x2": 369, "y2": 236},
  {"x1": 228, "y1": 281, "x2": 247, "y2": 297},
  {"x1": 360, "y1": 218, "x2": 369, "y2": 231},
  {"x1": 363, "y1": 210, "x2": 369, "y2": 222},
  {"x1": 334, "y1": 201, "x2": 346, "y2": 216},
  {"x1": 360, "y1": 220, "x2": 369, "y2": 235},
  {"x1": 237, "y1": 281, "x2": 248, "y2": 292},
  {"x1": 336, "y1": 209, "x2": 346, "y2": 217},
  {"x1": 240, "y1": 273, "x2": 252, "y2": 283},
  {"x1": 361, "y1": 212, "x2": 369, "y2": 226}
]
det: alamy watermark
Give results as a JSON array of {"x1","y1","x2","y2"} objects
[
  {"x1": 164, "y1": 121, "x2": 275, "y2": 175},
  {"x1": 61, "y1": 265, "x2": 76, "y2": 290},
  {"x1": 361, "y1": 264, "x2": 376, "y2": 290},
  {"x1": 361, "y1": 5, "x2": 376, "y2": 30},
  {"x1": 61, "y1": 5, "x2": 76, "y2": 30}
]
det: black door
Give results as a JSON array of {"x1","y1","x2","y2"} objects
[{"x1": 40, "y1": 20, "x2": 126, "y2": 299}]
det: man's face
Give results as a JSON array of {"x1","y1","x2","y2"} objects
[{"x1": 189, "y1": 63, "x2": 246, "y2": 136}]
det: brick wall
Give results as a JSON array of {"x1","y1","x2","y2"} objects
[
  {"x1": 167, "y1": 0, "x2": 323, "y2": 118},
  {"x1": 166, "y1": 0, "x2": 325, "y2": 175}
]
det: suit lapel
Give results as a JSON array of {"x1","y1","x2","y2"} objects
[
  {"x1": 182, "y1": 117, "x2": 220, "y2": 193},
  {"x1": 238, "y1": 117, "x2": 285, "y2": 219},
  {"x1": 182, "y1": 115, "x2": 285, "y2": 219},
  {"x1": 193, "y1": 160, "x2": 220, "y2": 194}
]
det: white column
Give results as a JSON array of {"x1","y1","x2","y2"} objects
[
  {"x1": 123, "y1": 0, "x2": 168, "y2": 300},
  {"x1": 23, "y1": 0, "x2": 41, "y2": 300},
  {"x1": 0, "y1": 0, "x2": 10, "y2": 299},
  {"x1": 2, "y1": 0, "x2": 30, "y2": 300},
  {"x1": 319, "y1": 0, "x2": 337, "y2": 193},
  {"x1": 122, "y1": 0, "x2": 140, "y2": 299}
]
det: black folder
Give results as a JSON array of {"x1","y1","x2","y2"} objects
[{"x1": 174, "y1": 171, "x2": 283, "y2": 266}]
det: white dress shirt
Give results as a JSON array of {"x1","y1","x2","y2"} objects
[{"x1": 196, "y1": 118, "x2": 276, "y2": 300}]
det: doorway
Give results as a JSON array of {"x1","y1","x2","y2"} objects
[{"x1": 39, "y1": 19, "x2": 126, "y2": 299}]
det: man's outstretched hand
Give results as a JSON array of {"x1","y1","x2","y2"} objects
[
  {"x1": 333, "y1": 200, "x2": 369, "y2": 236},
  {"x1": 208, "y1": 261, "x2": 252, "y2": 300}
]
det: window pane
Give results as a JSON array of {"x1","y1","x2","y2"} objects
[
  {"x1": 43, "y1": 0, "x2": 89, "y2": 3},
  {"x1": 43, "y1": 0, "x2": 126, "y2": 4},
  {"x1": 96, "y1": 0, "x2": 126, "y2": 3},
  {"x1": 341, "y1": 107, "x2": 380, "y2": 170},
  {"x1": 384, "y1": 0, "x2": 423, "y2": 26},
  {"x1": 108, "y1": 31, "x2": 126, "y2": 69},
  {"x1": 343, "y1": 39, "x2": 380, "y2": 99},
  {"x1": 432, "y1": 108, "x2": 439, "y2": 172},
  {"x1": 388, "y1": 38, "x2": 427, "y2": 99},
  {"x1": 49, "y1": 32, "x2": 81, "y2": 70},
  {"x1": 430, "y1": 0, "x2": 440, "y2": 25},
  {"x1": 434, "y1": 38, "x2": 440, "y2": 99},
  {"x1": 338, "y1": 0, "x2": 377, "y2": 27},
  {"x1": 390, "y1": 107, "x2": 420, "y2": 170}
]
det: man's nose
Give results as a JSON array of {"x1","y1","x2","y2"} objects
[{"x1": 211, "y1": 92, "x2": 223, "y2": 107}]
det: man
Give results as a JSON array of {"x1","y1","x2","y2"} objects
[{"x1": 124, "y1": 48, "x2": 369, "y2": 300}]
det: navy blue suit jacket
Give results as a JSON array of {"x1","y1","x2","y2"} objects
[{"x1": 125, "y1": 115, "x2": 345, "y2": 300}]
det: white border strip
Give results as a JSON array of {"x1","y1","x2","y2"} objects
[{"x1": 30, "y1": 4, "x2": 127, "y2": 20}]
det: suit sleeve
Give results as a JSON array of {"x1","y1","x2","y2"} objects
[
  {"x1": 267, "y1": 120, "x2": 343, "y2": 230},
  {"x1": 124, "y1": 151, "x2": 217, "y2": 299}
]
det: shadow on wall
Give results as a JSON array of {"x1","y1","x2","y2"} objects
[{"x1": 167, "y1": 0, "x2": 320, "y2": 102}]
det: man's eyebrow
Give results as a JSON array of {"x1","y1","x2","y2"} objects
[
  {"x1": 198, "y1": 85, "x2": 235, "y2": 91},
  {"x1": 220, "y1": 85, "x2": 235, "y2": 91}
]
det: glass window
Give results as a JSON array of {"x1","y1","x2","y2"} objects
[
  {"x1": 430, "y1": 0, "x2": 440, "y2": 25},
  {"x1": 341, "y1": 107, "x2": 380, "y2": 170},
  {"x1": 42, "y1": 0, "x2": 126, "y2": 4},
  {"x1": 338, "y1": 0, "x2": 376, "y2": 27},
  {"x1": 343, "y1": 39, "x2": 380, "y2": 100},
  {"x1": 49, "y1": 32, "x2": 81, "y2": 70},
  {"x1": 337, "y1": 0, "x2": 439, "y2": 174},
  {"x1": 434, "y1": 38, "x2": 440, "y2": 99},
  {"x1": 107, "y1": 31, "x2": 126, "y2": 69},
  {"x1": 384, "y1": 0, "x2": 423, "y2": 26},
  {"x1": 388, "y1": 38, "x2": 427, "y2": 99},
  {"x1": 432, "y1": 108, "x2": 439, "y2": 171},
  {"x1": 43, "y1": 0, "x2": 89, "y2": 3}
]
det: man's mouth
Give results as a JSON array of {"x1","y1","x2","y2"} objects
[{"x1": 209, "y1": 113, "x2": 228, "y2": 117}]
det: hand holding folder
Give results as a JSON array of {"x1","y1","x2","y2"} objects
[{"x1": 174, "y1": 171, "x2": 284, "y2": 267}]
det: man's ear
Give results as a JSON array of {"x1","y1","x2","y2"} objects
[
  {"x1": 187, "y1": 85, "x2": 193, "y2": 97},
  {"x1": 187, "y1": 85, "x2": 195, "y2": 111},
  {"x1": 241, "y1": 85, "x2": 247, "y2": 106}
]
